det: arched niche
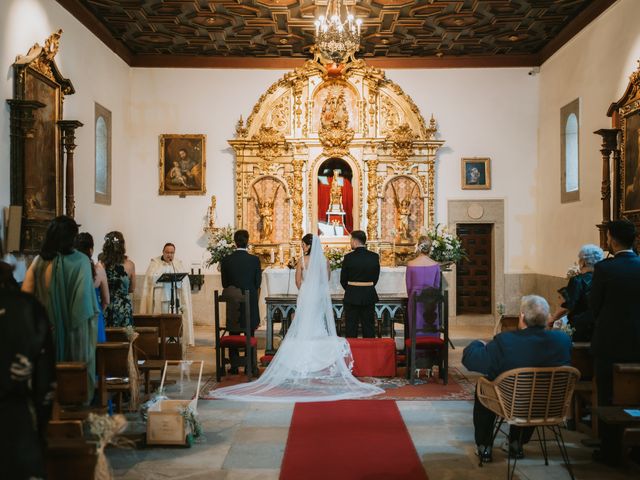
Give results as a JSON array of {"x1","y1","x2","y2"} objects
[
  {"x1": 247, "y1": 176, "x2": 290, "y2": 244},
  {"x1": 309, "y1": 155, "x2": 361, "y2": 240},
  {"x1": 381, "y1": 176, "x2": 424, "y2": 244}
]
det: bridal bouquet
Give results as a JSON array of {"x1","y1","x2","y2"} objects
[
  {"x1": 424, "y1": 224, "x2": 466, "y2": 263},
  {"x1": 205, "y1": 225, "x2": 235, "y2": 267},
  {"x1": 325, "y1": 248, "x2": 345, "y2": 271}
]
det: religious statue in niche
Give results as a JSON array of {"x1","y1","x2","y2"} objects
[
  {"x1": 317, "y1": 159, "x2": 353, "y2": 237},
  {"x1": 318, "y1": 87, "x2": 355, "y2": 153},
  {"x1": 391, "y1": 181, "x2": 417, "y2": 242},
  {"x1": 253, "y1": 183, "x2": 281, "y2": 242}
]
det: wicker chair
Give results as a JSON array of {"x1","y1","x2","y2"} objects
[{"x1": 477, "y1": 366, "x2": 581, "y2": 480}]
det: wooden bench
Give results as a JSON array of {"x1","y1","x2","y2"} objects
[
  {"x1": 96, "y1": 342, "x2": 133, "y2": 412},
  {"x1": 571, "y1": 342, "x2": 597, "y2": 437},
  {"x1": 133, "y1": 314, "x2": 183, "y2": 360},
  {"x1": 46, "y1": 438, "x2": 97, "y2": 480},
  {"x1": 613, "y1": 363, "x2": 640, "y2": 405}
]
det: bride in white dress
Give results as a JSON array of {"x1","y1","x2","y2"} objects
[{"x1": 210, "y1": 234, "x2": 383, "y2": 402}]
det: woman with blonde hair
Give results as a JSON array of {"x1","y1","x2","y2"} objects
[{"x1": 405, "y1": 235, "x2": 441, "y2": 337}]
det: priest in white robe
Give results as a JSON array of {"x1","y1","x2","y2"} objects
[{"x1": 139, "y1": 243, "x2": 195, "y2": 346}]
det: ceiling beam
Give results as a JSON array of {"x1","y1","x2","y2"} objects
[
  {"x1": 538, "y1": 0, "x2": 618, "y2": 64},
  {"x1": 56, "y1": 0, "x2": 133, "y2": 65}
]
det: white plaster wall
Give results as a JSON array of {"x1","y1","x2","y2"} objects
[
  {"x1": 537, "y1": 0, "x2": 640, "y2": 277},
  {"x1": 129, "y1": 67, "x2": 539, "y2": 275},
  {"x1": 0, "y1": 0, "x2": 130, "y2": 251},
  {"x1": 389, "y1": 68, "x2": 539, "y2": 273}
]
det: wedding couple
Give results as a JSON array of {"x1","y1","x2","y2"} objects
[{"x1": 212, "y1": 231, "x2": 383, "y2": 402}]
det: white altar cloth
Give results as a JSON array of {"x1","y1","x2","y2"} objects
[{"x1": 263, "y1": 266, "x2": 408, "y2": 297}]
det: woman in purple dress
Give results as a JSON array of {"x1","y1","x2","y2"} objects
[{"x1": 405, "y1": 236, "x2": 441, "y2": 337}]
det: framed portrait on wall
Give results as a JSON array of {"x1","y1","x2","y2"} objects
[
  {"x1": 159, "y1": 134, "x2": 206, "y2": 196},
  {"x1": 461, "y1": 158, "x2": 491, "y2": 190}
]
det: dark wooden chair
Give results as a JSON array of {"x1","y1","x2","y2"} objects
[
  {"x1": 499, "y1": 315, "x2": 520, "y2": 333},
  {"x1": 214, "y1": 289, "x2": 257, "y2": 382},
  {"x1": 55, "y1": 362, "x2": 88, "y2": 407},
  {"x1": 405, "y1": 284, "x2": 448, "y2": 385}
]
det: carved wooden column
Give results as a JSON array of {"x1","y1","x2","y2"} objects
[
  {"x1": 7, "y1": 99, "x2": 45, "y2": 207},
  {"x1": 58, "y1": 120, "x2": 83, "y2": 218},
  {"x1": 594, "y1": 128, "x2": 621, "y2": 246}
]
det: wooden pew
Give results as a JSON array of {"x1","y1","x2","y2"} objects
[
  {"x1": 571, "y1": 342, "x2": 598, "y2": 437},
  {"x1": 46, "y1": 438, "x2": 97, "y2": 480},
  {"x1": 133, "y1": 314, "x2": 183, "y2": 360},
  {"x1": 613, "y1": 363, "x2": 640, "y2": 405},
  {"x1": 96, "y1": 342, "x2": 132, "y2": 412}
]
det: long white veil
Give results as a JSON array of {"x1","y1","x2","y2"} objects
[{"x1": 211, "y1": 235, "x2": 383, "y2": 402}]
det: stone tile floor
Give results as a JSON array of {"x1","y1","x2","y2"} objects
[{"x1": 107, "y1": 324, "x2": 640, "y2": 479}]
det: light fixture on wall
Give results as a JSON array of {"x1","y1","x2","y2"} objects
[{"x1": 314, "y1": 0, "x2": 362, "y2": 64}]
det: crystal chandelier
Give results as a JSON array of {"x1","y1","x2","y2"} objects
[{"x1": 314, "y1": 0, "x2": 362, "y2": 64}]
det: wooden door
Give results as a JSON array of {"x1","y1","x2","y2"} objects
[{"x1": 456, "y1": 223, "x2": 492, "y2": 314}]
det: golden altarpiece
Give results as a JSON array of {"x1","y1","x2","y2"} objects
[{"x1": 229, "y1": 59, "x2": 444, "y2": 266}]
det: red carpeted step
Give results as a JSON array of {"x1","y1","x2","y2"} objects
[{"x1": 280, "y1": 400, "x2": 428, "y2": 480}]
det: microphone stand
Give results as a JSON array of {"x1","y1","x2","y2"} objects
[{"x1": 171, "y1": 261, "x2": 180, "y2": 314}]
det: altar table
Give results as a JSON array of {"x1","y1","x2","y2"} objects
[{"x1": 264, "y1": 294, "x2": 407, "y2": 353}]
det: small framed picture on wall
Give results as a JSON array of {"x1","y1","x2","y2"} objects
[
  {"x1": 159, "y1": 134, "x2": 206, "y2": 196},
  {"x1": 461, "y1": 157, "x2": 491, "y2": 190}
]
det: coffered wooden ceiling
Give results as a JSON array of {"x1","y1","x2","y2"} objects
[{"x1": 57, "y1": 0, "x2": 616, "y2": 68}]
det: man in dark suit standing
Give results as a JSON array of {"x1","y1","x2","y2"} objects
[
  {"x1": 220, "y1": 230, "x2": 262, "y2": 372},
  {"x1": 463, "y1": 295, "x2": 572, "y2": 462},
  {"x1": 589, "y1": 219, "x2": 640, "y2": 464},
  {"x1": 340, "y1": 230, "x2": 380, "y2": 338}
]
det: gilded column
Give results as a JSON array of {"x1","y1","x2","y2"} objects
[
  {"x1": 366, "y1": 158, "x2": 379, "y2": 241},
  {"x1": 292, "y1": 158, "x2": 304, "y2": 240},
  {"x1": 427, "y1": 158, "x2": 436, "y2": 227}
]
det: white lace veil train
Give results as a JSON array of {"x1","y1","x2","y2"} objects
[{"x1": 210, "y1": 235, "x2": 383, "y2": 402}]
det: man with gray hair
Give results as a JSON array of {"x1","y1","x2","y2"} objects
[{"x1": 463, "y1": 295, "x2": 572, "y2": 463}]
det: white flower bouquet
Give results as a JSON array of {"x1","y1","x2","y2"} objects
[
  {"x1": 205, "y1": 226, "x2": 236, "y2": 267},
  {"x1": 325, "y1": 248, "x2": 345, "y2": 271},
  {"x1": 424, "y1": 224, "x2": 467, "y2": 263}
]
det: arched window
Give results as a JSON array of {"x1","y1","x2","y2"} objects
[
  {"x1": 95, "y1": 104, "x2": 111, "y2": 204},
  {"x1": 561, "y1": 99, "x2": 580, "y2": 203}
]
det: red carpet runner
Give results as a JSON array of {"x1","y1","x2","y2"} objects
[{"x1": 280, "y1": 400, "x2": 428, "y2": 480}]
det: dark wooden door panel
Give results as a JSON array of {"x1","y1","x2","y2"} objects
[{"x1": 456, "y1": 223, "x2": 492, "y2": 314}]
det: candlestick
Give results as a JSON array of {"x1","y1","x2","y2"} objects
[
  {"x1": 270, "y1": 248, "x2": 275, "y2": 264},
  {"x1": 198, "y1": 268, "x2": 201, "y2": 275},
  {"x1": 191, "y1": 268, "x2": 194, "y2": 275}
]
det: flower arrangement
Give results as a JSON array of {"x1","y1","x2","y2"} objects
[
  {"x1": 566, "y1": 263, "x2": 581, "y2": 279},
  {"x1": 205, "y1": 225, "x2": 235, "y2": 267},
  {"x1": 325, "y1": 248, "x2": 345, "y2": 271},
  {"x1": 424, "y1": 224, "x2": 466, "y2": 263}
]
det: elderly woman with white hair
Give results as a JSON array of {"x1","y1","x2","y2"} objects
[{"x1": 550, "y1": 243, "x2": 605, "y2": 341}]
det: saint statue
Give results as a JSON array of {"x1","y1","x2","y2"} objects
[
  {"x1": 328, "y1": 170, "x2": 344, "y2": 213},
  {"x1": 391, "y1": 181, "x2": 416, "y2": 242},
  {"x1": 253, "y1": 183, "x2": 280, "y2": 242}
]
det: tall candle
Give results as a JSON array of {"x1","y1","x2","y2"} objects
[
  {"x1": 270, "y1": 248, "x2": 275, "y2": 264},
  {"x1": 279, "y1": 245, "x2": 284, "y2": 266}
]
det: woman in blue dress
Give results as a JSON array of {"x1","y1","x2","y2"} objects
[{"x1": 74, "y1": 232, "x2": 109, "y2": 342}]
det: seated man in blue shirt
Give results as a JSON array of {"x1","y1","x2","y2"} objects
[{"x1": 463, "y1": 295, "x2": 572, "y2": 462}]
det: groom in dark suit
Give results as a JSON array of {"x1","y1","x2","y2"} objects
[
  {"x1": 341, "y1": 230, "x2": 380, "y2": 338},
  {"x1": 220, "y1": 230, "x2": 262, "y2": 372}
]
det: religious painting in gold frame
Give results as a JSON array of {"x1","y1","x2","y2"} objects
[
  {"x1": 159, "y1": 134, "x2": 206, "y2": 196},
  {"x1": 621, "y1": 107, "x2": 640, "y2": 214},
  {"x1": 461, "y1": 158, "x2": 491, "y2": 190}
]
